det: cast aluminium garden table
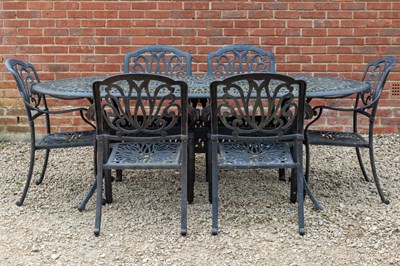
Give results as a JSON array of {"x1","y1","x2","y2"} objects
[
  {"x1": 32, "y1": 74, "x2": 371, "y2": 153},
  {"x1": 31, "y1": 74, "x2": 371, "y2": 207}
]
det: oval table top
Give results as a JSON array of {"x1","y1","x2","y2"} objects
[{"x1": 32, "y1": 74, "x2": 370, "y2": 99}]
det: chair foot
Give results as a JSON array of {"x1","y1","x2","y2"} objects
[
  {"x1": 94, "y1": 228, "x2": 100, "y2": 236},
  {"x1": 181, "y1": 229, "x2": 187, "y2": 236},
  {"x1": 299, "y1": 227, "x2": 305, "y2": 236},
  {"x1": 15, "y1": 200, "x2": 23, "y2": 207},
  {"x1": 211, "y1": 228, "x2": 218, "y2": 236},
  {"x1": 382, "y1": 199, "x2": 390, "y2": 205}
]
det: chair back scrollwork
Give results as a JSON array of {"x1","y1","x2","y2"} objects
[
  {"x1": 5, "y1": 59, "x2": 46, "y2": 115},
  {"x1": 124, "y1": 45, "x2": 192, "y2": 77},
  {"x1": 207, "y1": 45, "x2": 276, "y2": 76},
  {"x1": 93, "y1": 73, "x2": 188, "y2": 139},
  {"x1": 360, "y1": 56, "x2": 397, "y2": 109},
  {"x1": 210, "y1": 73, "x2": 306, "y2": 141}
]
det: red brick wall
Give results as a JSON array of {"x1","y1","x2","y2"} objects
[{"x1": 1, "y1": 1, "x2": 399, "y2": 138}]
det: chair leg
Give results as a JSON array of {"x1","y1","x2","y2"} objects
[
  {"x1": 94, "y1": 170, "x2": 103, "y2": 236},
  {"x1": 356, "y1": 147, "x2": 371, "y2": 182},
  {"x1": 369, "y1": 146, "x2": 390, "y2": 204},
  {"x1": 115, "y1": 169, "x2": 123, "y2": 182},
  {"x1": 35, "y1": 149, "x2": 50, "y2": 185},
  {"x1": 303, "y1": 175, "x2": 324, "y2": 210},
  {"x1": 181, "y1": 151, "x2": 188, "y2": 236},
  {"x1": 289, "y1": 168, "x2": 297, "y2": 203},
  {"x1": 105, "y1": 169, "x2": 113, "y2": 204},
  {"x1": 279, "y1": 169, "x2": 286, "y2": 181},
  {"x1": 77, "y1": 178, "x2": 96, "y2": 211},
  {"x1": 304, "y1": 140, "x2": 311, "y2": 184},
  {"x1": 211, "y1": 143, "x2": 218, "y2": 235},
  {"x1": 296, "y1": 169, "x2": 305, "y2": 236},
  {"x1": 207, "y1": 139, "x2": 212, "y2": 204},
  {"x1": 187, "y1": 133, "x2": 195, "y2": 204},
  {"x1": 16, "y1": 146, "x2": 36, "y2": 206}
]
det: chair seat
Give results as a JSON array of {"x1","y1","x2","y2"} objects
[
  {"x1": 105, "y1": 142, "x2": 182, "y2": 169},
  {"x1": 306, "y1": 130, "x2": 368, "y2": 147},
  {"x1": 218, "y1": 141, "x2": 296, "y2": 169},
  {"x1": 37, "y1": 130, "x2": 96, "y2": 149}
]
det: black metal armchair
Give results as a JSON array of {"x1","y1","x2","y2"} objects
[
  {"x1": 208, "y1": 73, "x2": 322, "y2": 235},
  {"x1": 205, "y1": 45, "x2": 280, "y2": 180},
  {"x1": 206, "y1": 44, "x2": 276, "y2": 76},
  {"x1": 304, "y1": 56, "x2": 397, "y2": 204},
  {"x1": 92, "y1": 73, "x2": 189, "y2": 236},
  {"x1": 5, "y1": 58, "x2": 95, "y2": 206},
  {"x1": 123, "y1": 45, "x2": 196, "y2": 203}
]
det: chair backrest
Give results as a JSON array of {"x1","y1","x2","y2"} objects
[
  {"x1": 124, "y1": 45, "x2": 192, "y2": 77},
  {"x1": 5, "y1": 59, "x2": 46, "y2": 118},
  {"x1": 206, "y1": 45, "x2": 276, "y2": 76},
  {"x1": 210, "y1": 73, "x2": 306, "y2": 141},
  {"x1": 359, "y1": 56, "x2": 397, "y2": 109},
  {"x1": 92, "y1": 73, "x2": 188, "y2": 141}
]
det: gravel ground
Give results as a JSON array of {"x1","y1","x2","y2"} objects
[{"x1": 0, "y1": 134, "x2": 399, "y2": 265}]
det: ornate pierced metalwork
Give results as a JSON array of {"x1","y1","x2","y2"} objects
[
  {"x1": 304, "y1": 56, "x2": 397, "y2": 205},
  {"x1": 107, "y1": 142, "x2": 181, "y2": 166},
  {"x1": 207, "y1": 45, "x2": 275, "y2": 76},
  {"x1": 215, "y1": 76, "x2": 299, "y2": 137},
  {"x1": 219, "y1": 142, "x2": 293, "y2": 167},
  {"x1": 97, "y1": 77, "x2": 183, "y2": 137},
  {"x1": 4, "y1": 59, "x2": 95, "y2": 207},
  {"x1": 124, "y1": 45, "x2": 192, "y2": 77}
]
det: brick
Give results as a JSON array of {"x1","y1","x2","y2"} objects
[
  {"x1": 235, "y1": 20, "x2": 260, "y2": 28},
  {"x1": 185, "y1": 2, "x2": 209, "y2": 10},
  {"x1": 3, "y1": 2, "x2": 27, "y2": 10},
  {"x1": 341, "y1": 3, "x2": 366, "y2": 10},
  {"x1": 131, "y1": 2, "x2": 156, "y2": 10},
  {"x1": 339, "y1": 38, "x2": 364, "y2": 45},
  {"x1": 300, "y1": 11, "x2": 326, "y2": 19},
  {"x1": 287, "y1": 37, "x2": 312, "y2": 46},
  {"x1": 275, "y1": 28, "x2": 301, "y2": 36},
  {"x1": 27, "y1": 2, "x2": 53, "y2": 10},
  {"x1": 234, "y1": 38, "x2": 260, "y2": 45},
  {"x1": 211, "y1": 2, "x2": 237, "y2": 10},
  {"x1": 171, "y1": 11, "x2": 196, "y2": 19},
  {"x1": 275, "y1": 11, "x2": 300, "y2": 19},
  {"x1": 225, "y1": 28, "x2": 249, "y2": 36},
  {"x1": 158, "y1": 2, "x2": 182, "y2": 10},
  {"x1": 327, "y1": 11, "x2": 352, "y2": 19},
  {"x1": 105, "y1": 2, "x2": 131, "y2": 10},
  {"x1": 55, "y1": 37, "x2": 80, "y2": 45},
  {"x1": 29, "y1": 37, "x2": 54, "y2": 45},
  {"x1": 248, "y1": 10, "x2": 273, "y2": 19},
  {"x1": 328, "y1": 28, "x2": 353, "y2": 36},
  {"x1": 287, "y1": 20, "x2": 313, "y2": 28},
  {"x1": 260, "y1": 20, "x2": 286, "y2": 28},
  {"x1": 263, "y1": 3, "x2": 288, "y2": 10},
  {"x1": 80, "y1": 2, "x2": 106, "y2": 10},
  {"x1": 313, "y1": 37, "x2": 338, "y2": 45},
  {"x1": 221, "y1": 11, "x2": 247, "y2": 19},
  {"x1": 94, "y1": 11, "x2": 118, "y2": 19},
  {"x1": 341, "y1": 20, "x2": 366, "y2": 28}
]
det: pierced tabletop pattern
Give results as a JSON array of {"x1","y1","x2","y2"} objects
[{"x1": 32, "y1": 75, "x2": 370, "y2": 99}]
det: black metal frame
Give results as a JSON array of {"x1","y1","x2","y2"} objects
[
  {"x1": 92, "y1": 73, "x2": 189, "y2": 236},
  {"x1": 208, "y1": 73, "x2": 322, "y2": 235},
  {"x1": 5, "y1": 58, "x2": 96, "y2": 206},
  {"x1": 304, "y1": 56, "x2": 397, "y2": 204}
]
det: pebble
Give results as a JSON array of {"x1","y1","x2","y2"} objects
[{"x1": 0, "y1": 136, "x2": 399, "y2": 264}]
